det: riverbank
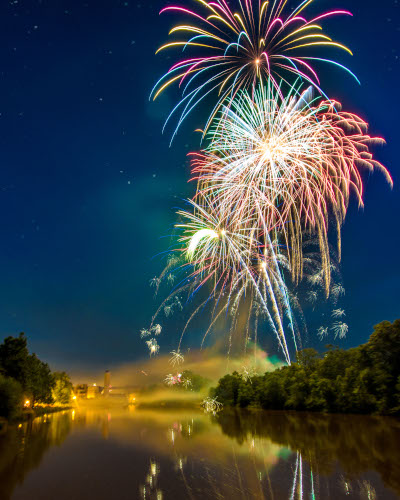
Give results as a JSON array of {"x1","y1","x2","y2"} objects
[{"x1": 0, "y1": 406, "x2": 72, "y2": 432}]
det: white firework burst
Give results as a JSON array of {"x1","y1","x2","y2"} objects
[
  {"x1": 169, "y1": 350, "x2": 184, "y2": 366},
  {"x1": 164, "y1": 374, "x2": 175, "y2": 386},
  {"x1": 146, "y1": 338, "x2": 160, "y2": 356},
  {"x1": 182, "y1": 378, "x2": 192, "y2": 389},
  {"x1": 167, "y1": 274, "x2": 176, "y2": 285},
  {"x1": 140, "y1": 328, "x2": 151, "y2": 339},
  {"x1": 308, "y1": 271, "x2": 324, "y2": 286},
  {"x1": 331, "y1": 284, "x2": 345, "y2": 298},
  {"x1": 317, "y1": 326, "x2": 328, "y2": 340},
  {"x1": 152, "y1": 324, "x2": 162, "y2": 335},
  {"x1": 149, "y1": 277, "x2": 161, "y2": 288},
  {"x1": 331, "y1": 322, "x2": 348, "y2": 339},
  {"x1": 174, "y1": 296, "x2": 183, "y2": 311},
  {"x1": 331, "y1": 309, "x2": 346, "y2": 319},
  {"x1": 164, "y1": 305, "x2": 173, "y2": 317},
  {"x1": 241, "y1": 366, "x2": 257, "y2": 383},
  {"x1": 201, "y1": 397, "x2": 223, "y2": 415},
  {"x1": 307, "y1": 291, "x2": 318, "y2": 305},
  {"x1": 167, "y1": 255, "x2": 179, "y2": 266}
]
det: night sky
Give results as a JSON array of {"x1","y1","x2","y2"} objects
[{"x1": 0, "y1": 0, "x2": 398, "y2": 375}]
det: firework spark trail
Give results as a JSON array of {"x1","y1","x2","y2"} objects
[
  {"x1": 177, "y1": 298, "x2": 210, "y2": 352},
  {"x1": 176, "y1": 195, "x2": 293, "y2": 363},
  {"x1": 145, "y1": 184, "x2": 350, "y2": 363},
  {"x1": 263, "y1": 228, "x2": 299, "y2": 352},
  {"x1": 149, "y1": 283, "x2": 191, "y2": 330},
  {"x1": 229, "y1": 237, "x2": 292, "y2": 362}
]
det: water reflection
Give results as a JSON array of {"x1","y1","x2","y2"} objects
[
  {"x1": 0, "y1": 407, "x2": 398, "y2": 499},
  {"x1": 215, "y1": 409, "x2": 400, "y2": 497},
  {"x1": 0, "y1": 412, "x2": 71, "y2": 499},
  {"x1": 140, "y1": 458, "x2": 163, "y2": 500}
]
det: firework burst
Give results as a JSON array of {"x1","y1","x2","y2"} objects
[
  {"x1": 241, "y1": 365, "x2": 257, "y2": 382},
  {"x1": 146, "y1": 338, "x2": 160, "y2": 356},
  {"x1": 191, "y1": 83, "x2": 392, "y2": 293},
  {"x1": 140, "y1": 328, "x2": 151, "y2": 339},
  {"x1": 169, "y1": 350, "x2": 185, "y2": 366},
  {"x1": 331, "y1": 321, "x2": 348, "y2": 339},
  {"x1": 332, "y1": 308, "x2": 345, "y2": 319},
  {"x1": 152, "y1": 0, "x2": 358, "y2": 136},
  {"x1": 144, "y1": 2, "x2": 391, "y2": 364},
  {"x1": 201, "y1": 396, "x2": 223, "y2": 415},
  {"x1": 317, "y1": 326, "x2": 328, "y2": 340},
  {"x1": 152, "y1": 324, "x2": 162, "y2": 335}
]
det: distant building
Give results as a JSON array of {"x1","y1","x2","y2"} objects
[
  {"x1": 75, "y1": 384, "x2": 88, "y2": 398},
  {"x1": 74, "y1": 371, "x2": 139, "y2": 401},
  {"x1": 87, "y1": 385, "x2": 101, "y2": 399},
  {"x1": 104, "y1": 370, "x2": 111, "y2": 397}
]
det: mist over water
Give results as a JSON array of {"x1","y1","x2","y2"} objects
[
  {"x1": 70, "y1": 346, "x2": 281, "y2": 388},
  {"x1": 1, "y1": 407, "x2": 399, "y2": 500}
]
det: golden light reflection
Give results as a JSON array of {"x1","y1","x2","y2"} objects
[
  {"x1": 141, "y1": 458, "x2": 162, "y2": 499},
  {"x1": 2, "y1": 407, "x2": 397, "y2": 499}
]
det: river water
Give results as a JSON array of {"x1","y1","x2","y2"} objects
[{"x1": 0, "y1": 407, "x2": 399, "y2": 499}]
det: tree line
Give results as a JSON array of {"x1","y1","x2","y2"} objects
[
  {"x1": 0, "y1": 332, "x2": 73, "y2": 420},
  {"x1": 211, "y1": 320, "x2": 400, "y2": 415}
]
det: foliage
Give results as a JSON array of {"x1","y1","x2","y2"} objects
[
  {"x1": 211, "y1": 372, "x2": 242, "y2": 406},
  {"x1": 181, "y1": 370, "x2": 209, "y2": 392},
  {"x1": 0, "y1": 332, "x2": 30, "y2": 387},
  {"x1": 52, "y1": 372, "x2": 73, "y2": 405},
  {"x1": 24, "y1": 354, "x2": 54, "y2": 405},
  {"x1": 212, "y1": 320, "x2": 400, "y2": 415},
  {"x1": 0, "y1": 332, "x2": 60, "y2": 414},
  {"x1": 0, "y1": 374, "x2": 23, "y2": 420}
]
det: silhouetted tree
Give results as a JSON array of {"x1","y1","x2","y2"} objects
[
  {"x1": 0, "y1": 333, "x2": 55, "y2": 409},
  {"x1": 0, "y1": 375, "x2": 23, "y2": 420},
  {"x1": 0, "y1": 333, "x2": 29, "y2": 386}
]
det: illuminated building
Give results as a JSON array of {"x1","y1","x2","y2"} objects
[
  {"x1": 75, "y1": 384, "x2": 88, "y2": 398},
  {"x1": 87, "y1": 385, "x2": 101, "y2": 399}
]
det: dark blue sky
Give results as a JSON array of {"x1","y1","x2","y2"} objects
[{"x1": 0, "y1": 0, "x2": 398, "y2": 374}]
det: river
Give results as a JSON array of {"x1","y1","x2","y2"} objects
[{"x1": 0, "y1": 407, "x2": 399, "y2": 499}]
